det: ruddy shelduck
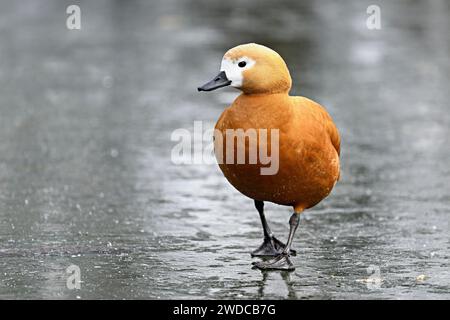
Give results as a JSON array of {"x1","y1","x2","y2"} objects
[{"x1": 198, "y1": 43, "x2": 340, "y2": 271}]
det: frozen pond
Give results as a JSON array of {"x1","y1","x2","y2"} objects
[{"x1": 0, "y1": 0, "x2": 449, "y2": 299}]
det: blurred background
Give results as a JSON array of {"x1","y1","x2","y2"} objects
[{"x1": 0, "y1": 0, "x2": 449, "y2": 299}]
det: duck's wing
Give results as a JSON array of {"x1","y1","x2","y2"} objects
[{"x1": 293, "y1": 97, "x2": 341, "y2": 156}]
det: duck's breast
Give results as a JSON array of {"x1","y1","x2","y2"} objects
[{"x1": 214, "y1": 94, "x2": 340, "y2": 208}]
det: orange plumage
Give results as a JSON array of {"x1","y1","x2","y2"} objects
[
  {"x1": 215, "y1": 44, "x2": 340, "y2": 213},
  {"x1": 199, "y1": 43, "x2": 340, "y2": 270},
  {"x1": 216, "y1": 94, "x2": 340, "y2": 212}
]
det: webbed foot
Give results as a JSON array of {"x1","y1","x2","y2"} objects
[
  {"x1": 252, "y1": 254, "x2": 295, "y2": 271},
  {"x1": 251, "y1": 236, "x2": 296, "y2": 257}
]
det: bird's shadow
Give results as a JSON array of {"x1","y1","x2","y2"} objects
[{"x1": 255, "y1": 268, "x2": 298, "y2": 299}]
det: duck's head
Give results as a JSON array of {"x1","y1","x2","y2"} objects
[{"x1": 198, "y1": 43, "x2": 292, "y2": 94}]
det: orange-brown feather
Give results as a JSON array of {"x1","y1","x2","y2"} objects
[
  {"x1": 215, "y1": 43, "x2": 340, "y2": 212},
  {"x1": 215, "y1": 94, "x2": 340, "y2": 211}
]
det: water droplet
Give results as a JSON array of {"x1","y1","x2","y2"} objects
[{"x1": 416, "y1": 274, "x2": 427, "y2": 282}]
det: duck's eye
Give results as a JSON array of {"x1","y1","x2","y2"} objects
[{"x1": 238, "y1": 61, "x2": 247, "y2": 68}]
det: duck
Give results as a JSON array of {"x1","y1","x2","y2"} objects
[{"x1": 198, "y1": 43, "x2": 340, "y2": 271}]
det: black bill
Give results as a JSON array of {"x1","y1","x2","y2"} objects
[{"x1": 197, "y1": 71, "x2": 231, "y2": 92}]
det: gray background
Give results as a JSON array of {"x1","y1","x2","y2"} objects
[{"x1": 0, "y1": 0, "x2": 449, "y2": 299}]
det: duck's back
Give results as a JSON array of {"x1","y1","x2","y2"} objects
[
  {"x1": 290, "y1": 97, "x2": 341, "y2": 156},
  {"x1": 290, "y1": 96, "x2": 340, "y2": 157},
  {"x1": 215, "y1": 94, "x2": 340, "y2": 209}
]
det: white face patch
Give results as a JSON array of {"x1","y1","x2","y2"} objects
[{"x1": 220, "y1": 56, "x2": 256, "y2": 88}]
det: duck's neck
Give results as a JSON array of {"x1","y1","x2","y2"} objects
[
  {"x1": 234, "y1": 92, "x2": 291, "y2": 107},
  {"x1": 230, "y1": 92, "x2": 293, "y2": 128},
  {"x1": 239, "y1": 89, "x2": 290, "y2": 98}
]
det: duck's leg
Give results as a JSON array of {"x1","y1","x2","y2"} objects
[
  {"x1": 252, "y1": 212, "x2": 300, "y2": 271},
  {"x1": 251, "y1": 200, "x2": 296, "y2": 257}
]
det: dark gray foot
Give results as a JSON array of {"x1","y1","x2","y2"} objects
[
  {"x1": 252, "y1": 254, "x2": 295, "y2": 271},
  {"x1": 251, "y1": 237, "x2": 296, "y2": 257}
]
